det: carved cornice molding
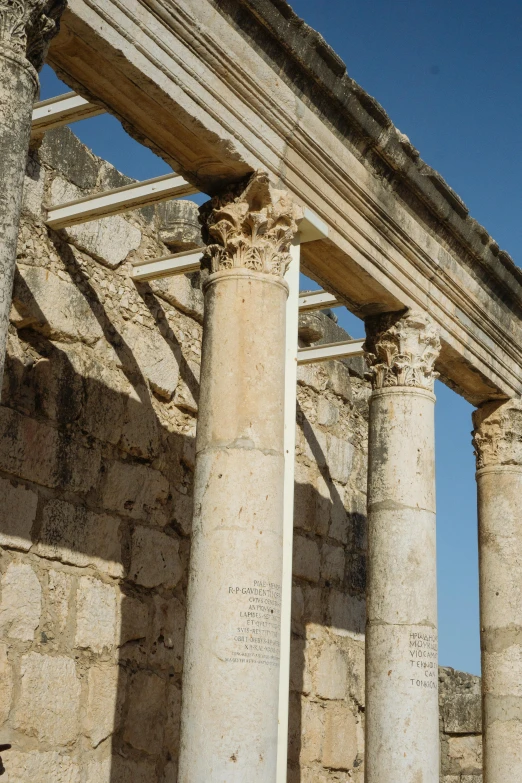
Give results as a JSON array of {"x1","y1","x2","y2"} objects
[
  {"x1": 364, "y1": 310, "x2": 441, "y2": 392},
  {"x1": 0, "y1": 0, "x2": 65, "y2": 72},
  {"x1": 200, "y1": 171, "x2": 298, "y2": 278},
  {"x1": 472, "y1": 398, "x2": 522, "y2": 469}
]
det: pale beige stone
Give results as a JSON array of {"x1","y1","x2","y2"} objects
[
  {"x1": 173, "y1": 358, "x2": 200, "y2": 412},
  {"x1": 300, "y1": 699, "x2": 324, "y2": 764},
  {"x1": 321, "y1": 543, "x2": 345, "y2": 582},
  {"x1": 47, "y1": 570, "x2": 71, "y2": 636},
  {"x1": 122, "y1": 321, "x2": 180, "y2": 399},
  {"x1": 129, "y1": 527, "x2": 183, "y2": 589},
  {"x1": 0, "y1": 477, "x2": 37, "y2": 551},
  {"x1": 0, "y1": 562, "x2": 41, "y2": 641},
  {"x1": 293, "y1": 535, "x2": 320, "y2": 583},
  {"x1": 13, "y1": 265, "x2": 104, "y2": 345},
  {"x1": 84, "y1": 665, "x2": 125, "y2": 748},
  {"x1": 447, "y1": 735, "x2": 483, "y2": 774},
  {"x1": 328, "y1": 591, "x2": 365, "y2": 639},
  {"x1": 75, "y1": 577, "x2": 118, "y2": 653},
  {"x1": 314, "y1": 646, "x2": 347, "y2": 700},
  {"x1": 36, "y1": 499, "x2": 122, "y2": 578},
  {"x1": 322, "y1": 703, "x2": 358, "y2": 770},
  {"x1": 6, "y1": 750, "x2": 80, "y2": 783},
  {"x1": 0, "y1": 643, "x2": 13, "y2": 725},
  {"x1": 150, "y1": 273, "x2": 204, "y2": 323},
  {"x1": 84, "y1": 757, "x2": 111, "y2": 783},
  {"x1": 325, "y1": 433, "x2": 354, "y2": 484},
  {"x1": 123, "y1": 670, "x2": 166, "y2": 755},
  {"x1": 14, "y1": 653, "x2": 81, "y2": 745},
  {"x1": 316, "y1": 397, "x2": 339, "y2": 427},
  {"x1": 151, "y1": 595, "x2": 185, "y2": 671},
  {"x1": 101, "y1": 461, "x2": 169, "y2": 522}
]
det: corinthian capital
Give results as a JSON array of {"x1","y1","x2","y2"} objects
[
  {"x1": 0, "y1": 0, "x2": 66, "y2": 72},
  {"x1": 472, "y1": 398, "x2": 522, "y2": 469},
  {"x1": 364, "y1": 310, "x2": 441, "y2": 392},
  {"x1": 200, "y1": 171, "x2": 299, "y2": 277}
]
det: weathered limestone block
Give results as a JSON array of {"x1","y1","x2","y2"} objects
[
  {"x1": 314, "y1": 646, "x2": 348, "y2": 700},
  {"x1": 321, "y1": 543, "x2": 345, "y2": 583},
  {"x1": 100, "y1": 460, "x2": 169, "y2": 522},
  {"x1": 121, "y1": 321, "x2": 180, "y2": 399},
  {"x1": 12, "y1": 265, "x2": 104, "y2": 344},
  {"x1": 14, "y1": 653, "x2": 81, "y2": 745},
  {"x1": 299, "y1": 699, "x2": 324, "y2": 764},
  {"x1": 0, "y1": 643, "x2": 13, "y2": 726},
  {"x1": 293, "y1": 462, "x2": 330, "y2": 536},
  {"x1": 328, "y1": 590, "x2": 365, "y2": 639},
  {"x1": 151, "y1": 595, "x2": 186, "y2": 671},
  {"x1": 173, "y1": 357, "x2": 200, "y2": 413},
  {"x1": 0, "y1": 562, "x2": 41, "y2": 641},
  {"x1": 123, "y1": 670, "x2": 167, "y2": 755},
  {"x1": 84, "y1": 665, "x2": 126, "y2": 748},
  {"x1": 0, "y1": 477, "x2": 37, "y2": 551},
  {"x1": 447, "y1": 735, "x2": 483, "y2": 776},
  {"x1": 165, "y1": 681, "x2": 182, "y2": 756},
  {"x1": 47, "y1": 569, "x2": 72, "y2": 637},
  {"x1": 293, "y1": 535, "x2": 321, "y2": 583},
  {"x1": 6, "y1": 751, "x2": 80, "y2": 783},
  {"x1": 150, "y1": 273, "x2": 204, "y2": 323},
  {"x1": 49, "y1": 176, "x2": 142, "y2": 268},
  {"x1": 439, "y1": 667, "x2": 482, "y2": 734},
  {"x1": 41, "y1": 128, "x2": 99, "y2": 190},
  {"x1": 0, "y1": 407, "x2": 101, "y2": 492},
  {"x1": 110, "y1": 756, "x2": 157, "y2": 783},
  {"x1": 129, "y1": 526, "x2": 183, "y2": 589},
  {"x1": 22, "y1": 153, "x2": 46, "y2": 220},
  {"x1": 75, "y1": 577, "x2": 118, "y2": 654},
  {"x1": 157, "y1": 199, "x2": 203, "y2": 250},
  {"x1": 36, "y1": 499, "x2": 122, "y2": 577},
  {"x1": 119, "y1": 594, "x2": 150, "y2": 647},
  {"x1": 322, "y1": 703, "x2": 358, "y2": 771}
]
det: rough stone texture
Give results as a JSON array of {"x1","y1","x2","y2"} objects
[
  {"x1": 0, "y1": 128, "x2": 485, "y2": 781},
  {"x1": 440, "y1": 668, "x2": 483, "y2": 783}
]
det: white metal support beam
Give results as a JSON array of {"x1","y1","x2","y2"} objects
[
  {"x1": 131, "y1": 248, "x2": 203, "y2": 282},
  {"x1": 298, "y1": 289, "x2": 339, "y2": 311},
  {"x1": 277, "y1": 240, "x2": 300, "y2": 782},
  {"x1": 32, "y1": 92, "x2": 104, "y2": 136},
  {"x1": 297, "y1": 339, "x2": 365, "y2": 364},
  {"x1": 46, "y1": 174, "x2": 199, "y2": 229}
]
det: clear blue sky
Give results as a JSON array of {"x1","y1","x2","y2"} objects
[{"x1": 40, "y1": 0, "x2": 522, "y2": 676}]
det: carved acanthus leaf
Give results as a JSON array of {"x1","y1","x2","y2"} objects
[
  {"x1": 472, "y1": 398, "x2": 522, "y2": 469},
  {"x1": 364, "y1": 310, "x2": 441, "y2": 391},
  {"x1": 200, "y1": 171, "x2": 298, "y2": 277},
  {"x1": 0, "y1": 0, "x2": 66, "y2": 72}
]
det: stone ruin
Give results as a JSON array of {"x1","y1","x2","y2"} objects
[{"x1": 0, "y1": 1, "x2": 520, "y2": 782}]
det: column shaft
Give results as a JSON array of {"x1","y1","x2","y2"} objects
[
  {"x1": 179, "y1": 173, "x2": 298, "y2": 782},
  {"x1": 364, "y1": 311, "x2": 441, "y2": 783},
  {"x1": 0, "y1": 0, "x2": 65, "y2": 389},
  {"x1": 473, "y1": 401, "x2": 522, "y2": 782}
]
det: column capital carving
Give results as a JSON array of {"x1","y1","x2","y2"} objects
[
  {"x1": 200, "y1": 171, "x2": 299, "y2": 278},
  {"x1": 0, "y1": 0, "x2": 65, "y2": 72},
  {"x1": 364, "y1": 309, "x2": 441, "y2": 392},
  {"x1": 472, "y1": 398, "x2": 522, "y2": 469}
]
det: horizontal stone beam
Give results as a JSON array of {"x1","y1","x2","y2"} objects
[
  {"x1": 32, "y1": 92, "x2": 104, "y2": 137},
  {"x1": 297, "y1": 339, "x2": 365, "y2": 365},
  {"x1": 49, "y1": 0, "x2": 522, "y2": 404},
  {"x1": 46, "y1": 174, "x2": 198, "y2": 229}
]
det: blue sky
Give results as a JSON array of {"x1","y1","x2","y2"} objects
[{"x1": 39, "y1": 0, "x2": 522, "y2": 675}]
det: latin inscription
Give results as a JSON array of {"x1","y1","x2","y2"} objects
[
  {"x1": 224, "y1": 580, "x2": 282, "y2": 667},
  {"x1": 409, "y1": 632, "x2": 437, "y2": 689}
]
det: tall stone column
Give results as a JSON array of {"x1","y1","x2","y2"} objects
[
  {"x1": 473, "y1": 399, "x2": 522, "y2": 783},
  {"x1": 364, "y1": 310, "x2": 441, "y2": 783},
  {"x1": 0, "y1": 0, "x2": 65, "y2": 390},
  {"x1": 178, "y1": 172, "x2": 298, "y2": 782}
]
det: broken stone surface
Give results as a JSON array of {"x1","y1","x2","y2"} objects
[
  {"x1": 100, "y1": 460, "x2": 169, "y2": 522},
  {"x1": 129, "y1": 527, "x2": 183, "y2": 589},
  {"x1": 13, "y1": 265, "x2": 104, "y2": 345},
  {"x1": 0, "y1": 477, "x2": 38, "y2": 551},
  {"x1": 0, "y1": 563, "x2": 42, "y2": 641},
  {"x1": 157, "y1": 199, "x2": 203, "y2": 250},
  {"x1": 84, "y1": 665, "x2": 126, "y2": 748},
  {"x1": 14, "y1": 653, "x2": 81, "y2": 745},
  {"x1": 121, "y1": 321, "x2": 180, "y2": 399}
]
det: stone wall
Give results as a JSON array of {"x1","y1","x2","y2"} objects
[
  {"x1": 0, "y1": 127, "x2": 483, "y2": 781},
  {"x1": 439, "y1": 668, "x2": 482, "y2": 783}
]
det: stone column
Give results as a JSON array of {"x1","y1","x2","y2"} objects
[
  {"x1": 178, "y1": 172, "x2": 298, "y2": 782},
  {"x1": 0, "y1": 0, "x2": 65, "y2": 390},
  {"x1": 364, "y1": 310, "x2": 441, "y2": 783},
  {"x1": 473, "y1": 399, "x2": 522, "y2": 783}
]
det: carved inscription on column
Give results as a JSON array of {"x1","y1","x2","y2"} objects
[
  {"x1": 409, "y1": 631, "x2": 438, "y2": 689},
  {"x1": 222, "y1": 580, "x2": 282, "y2": 667}
]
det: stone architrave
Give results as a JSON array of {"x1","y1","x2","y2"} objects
[
  {"x1": 0, "y1": 0, "x2": 65, "y2": 391},
  {"x1": 473, "y1": 399, "x2": 522, "y2": 783},
  {"x1": 178, "y1": 172, "x2": 298, "y2": 782},
  {"x1": 364, "y1": 310, "x2": 441, "y2": 783}
]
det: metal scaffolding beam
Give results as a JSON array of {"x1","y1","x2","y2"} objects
[{"x1": 32, "y1": 92, "x2": 104, "y2": 136}]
